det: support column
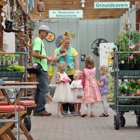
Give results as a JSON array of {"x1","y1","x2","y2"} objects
[
  {"x1": 0, "y1": 6, "x2": 3, "y2": 49},
  {"x1": 136, "y1": 3, "x2": 140, "y2": 31}
]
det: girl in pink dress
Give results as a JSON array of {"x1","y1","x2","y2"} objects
[{"x1": 81, "y1": 55, "x2": 102, "y2": 117}]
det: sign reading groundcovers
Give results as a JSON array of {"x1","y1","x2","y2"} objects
[
  {"x1": 94, "y1": 2, "x2": 130, "y2": 9},
  {"x1": 49, "y1": 10, "x2": 83, "y2": 18}
]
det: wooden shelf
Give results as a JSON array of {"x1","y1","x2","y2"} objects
[{"x1": 3, "y1": 29, "x2": 23, "y2": 33}]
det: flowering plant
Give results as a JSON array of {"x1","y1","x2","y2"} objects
[
  {"x1": 119, "y1": 80, "x2": 140, "y2": 104},
  {"x1": 113, "y1": 30, "x2": 140, "y2": 65}
]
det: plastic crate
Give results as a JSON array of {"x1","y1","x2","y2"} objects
[
  {"x1": 0, "y1": 71, "x2": 24, "y2": 78},
  {"x1": 111, "y1": 70, "x2": 140, "y2": 77},
  {"x1": 0, "y1": 65, "x2": 8, "y2": 71}
]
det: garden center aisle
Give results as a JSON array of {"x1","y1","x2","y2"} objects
[{"x1": 20, "y1": 102, "x2": 140, "y2": 140}]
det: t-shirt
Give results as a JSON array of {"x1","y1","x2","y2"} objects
[
  {"x1": 100, "y1": 76, "x2": 108, "y2": 96},
  {"x1": 55, "y1": 46, "x2": 78, "y2": 75},
  {"x1": 32, "y1": 37, "x2": 48, "y2": 71}
]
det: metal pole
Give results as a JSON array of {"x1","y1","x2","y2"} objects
[
  {"x1": 15, "y1": 93, "x2": 20, "y2": 140},
  {"x1": 24, "y1": 53, "x2": 28, "y2": 96},
  {"x1": 26, "y1": 0, "x2": 29, "y2": 14}
]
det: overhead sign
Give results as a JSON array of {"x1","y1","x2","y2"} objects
[
  {"x1": 94, "y1": 2, "x2": 130, "y2": 9},
  {"x1": 49, "y1": 10, "x2": 83, "y2": 18}
]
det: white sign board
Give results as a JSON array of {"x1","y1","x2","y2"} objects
[
  {"x1": 94, "y1": 2, "x2": 130, "y2": 9},
  {"x1": 99, "y1": 43, "x2": 114, "y2": 67},
  {"x1": 49, "y1": 10, "x2": 83, "y2": 18}
]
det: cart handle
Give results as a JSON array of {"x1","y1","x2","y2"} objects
[{"x1": 114, "y1": 51, "x2": 140, "y2": 54}]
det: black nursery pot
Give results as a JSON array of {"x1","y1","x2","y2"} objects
[
  {"x1": 119, "y1": 63, "x2": 130, "y2": 70},
  {"x1": 135, "y1": 63, "x2": 140, "y2": 70}
]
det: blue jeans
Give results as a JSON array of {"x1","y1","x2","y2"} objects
[{"x1": 33, "y1": 70, "x2": 49, "y2": 114}]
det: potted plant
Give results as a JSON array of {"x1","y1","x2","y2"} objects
[
  {"x1": 118, "y1": 80, "x2": 140, "y2": 105},
  {"x1": 115, "y1": 31, "x2": 131, "y2": 70},
  {"x1": 114, "y1": 30, "x2": 140, "y2": 70}
]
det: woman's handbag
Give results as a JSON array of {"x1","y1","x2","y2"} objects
[{"x1": 27, "y1": 44, "x2": 42, "y2": 74}]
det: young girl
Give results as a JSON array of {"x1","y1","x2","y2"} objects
[
  {"x1": 52, "y1": 62, "x2": 72, "y2": 117},
  {"x1": 81, "y1": 55, "x2": 102, "y2": 117},
  {"x1": 97, "y1": 65, "x2": 109, "y2": 117},
  {"x1": 71, "y1": 70, "x2": 83, "y2": 116}
]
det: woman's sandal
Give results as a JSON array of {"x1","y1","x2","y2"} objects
[{"x1": 99, "y1": 113, "x2": 109, "y2": 117}]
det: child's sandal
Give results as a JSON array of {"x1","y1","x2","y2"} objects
[
  {"x1": 99, "y1": 113, "x2": 109, "y2": 117},
  {"x1": 81, "y1": 111, "x2": 87, "y2": 117}
]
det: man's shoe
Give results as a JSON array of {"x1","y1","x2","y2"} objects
[
  {"x1": 33, "y1": 113, "x2": 37, "y2": 116},
  {"x1": 33, "y1": 112, "x2": 38, "y2": 116},
  {"x1": 39, "y1": 111, "x2": 52, "y2": 116}
]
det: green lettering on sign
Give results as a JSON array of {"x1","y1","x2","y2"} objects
[{"x1": 94, "y1": 2, "x2": 130, "y2": 9}]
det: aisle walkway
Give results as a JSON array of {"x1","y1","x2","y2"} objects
[{"x1": 21, "y1": 102, "x2": 140, "y2": 140}]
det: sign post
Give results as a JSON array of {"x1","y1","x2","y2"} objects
[
  {"x1": 94, "y1": 2, "x2": 130, "y2": 9},
  {"x1": 49, "y1": 10, "x2": 83, "y2": 18}
]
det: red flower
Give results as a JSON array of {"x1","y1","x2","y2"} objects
[
  {"x1": 138, "y1": 42, "x2": 140, "y2": 47},
  {"x1": 137, "y1": 91, "x2": 140, "y2": 95},
  {"x1": 131, "y1": 94, "x2": 135, "y2": 97}
]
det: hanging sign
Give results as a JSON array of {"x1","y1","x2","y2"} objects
[
  {"x1": 94, "y1": 2, "x2": 130, "y2": 9},
  {"x1": 49, "y1": 10, "x2": 83, "y2": 18}
]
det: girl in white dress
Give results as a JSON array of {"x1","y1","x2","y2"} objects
[
  {"x1": 71, "y1": 70, "x2": 83, "y2": 115},
  {"x1": 52, "y1": 62, "x2": 72, "y2": 117}
]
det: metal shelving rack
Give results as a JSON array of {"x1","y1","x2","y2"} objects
[
  {"x1": 0, "y1": 52, "x2": 28, "y2": 82},
  {"x1": 110, "y1": 48, "x2": 140, "y2": 130}
]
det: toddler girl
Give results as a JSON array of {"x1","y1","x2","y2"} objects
[
  {"x1": 52, "y1": 62, "x2": 72, "y2": 117},
  {"x1": 97, "y1": 65, "x2": 109, "y2": 117},
  {"x1": 71, "y1": 70, "x2": 83, "y2": 116},
  {"x1": 81, "y1": 55, "x2": 102, "y2": 117}
]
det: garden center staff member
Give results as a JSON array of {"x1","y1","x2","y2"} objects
[
  {"x1": 52, "y1": 30, "x2": 79, "y2": 114},
  {"x1": 32, "y1": 25, "x2": 52, "y2": 116}
]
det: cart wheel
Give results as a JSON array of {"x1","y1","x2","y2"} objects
[
  {"x1": 120, "y1": 116, "x2": 125, "y2": 127},
  {"x1": 136, "y1": 115, "x2": 140, "y2": 127},
  {"x1": 114, "y1": 115, "x2": 120, "y2": 130},
  {"x1": 24, "y1": 116, "x2": 31, "y2": 131}
]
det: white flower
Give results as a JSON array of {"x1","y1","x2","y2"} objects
[
  {"x1": 121, "y1": 60, "x2": 125, "y2": 64},
  {"x1": 2, "y1": 5, "x2": 7, "y2": 12},
  {"x1": 1, "y1": 12, "x2": 5, "y2": 17}
]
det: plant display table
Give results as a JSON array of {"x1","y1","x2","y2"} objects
[{"x1": 0, "y1": 82, "x2": 38, "y2": 140}]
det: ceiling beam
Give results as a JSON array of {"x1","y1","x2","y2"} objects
[{"x1": 29, "y1": 0, "x2": 138, "y2": 20}]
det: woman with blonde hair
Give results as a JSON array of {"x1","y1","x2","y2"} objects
[{"x1": 52, "y1": 30, "x2": 79, "y2": 114}]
